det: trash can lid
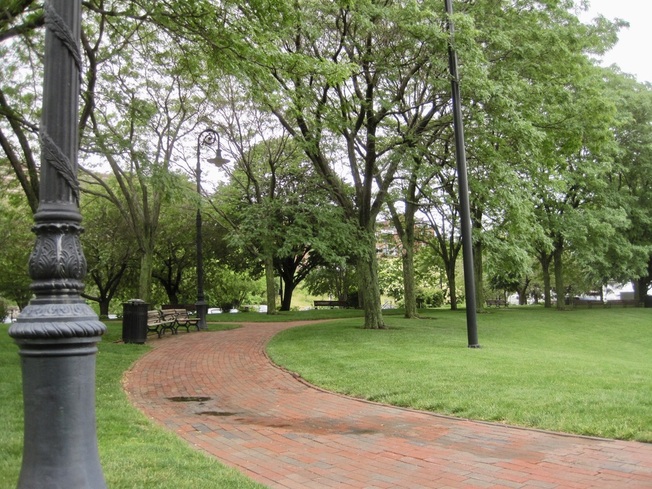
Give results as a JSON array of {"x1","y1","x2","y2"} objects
[{"x1": 125, "y1": 299, "x2": 146, "y2": 304}]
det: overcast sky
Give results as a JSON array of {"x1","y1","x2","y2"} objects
[{"x1": 581, "y1": 0, "x2": 652, "y2": 83}]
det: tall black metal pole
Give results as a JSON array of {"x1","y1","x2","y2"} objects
[
  {"x1": 8, "y1": 0, "x2": 107, "y2": 487},
  {"x1": 444, "y1": 0, "x2": 480, "y2": 348},
  {"x1": 196, "y1": 129, "x2": 221, "y2": 330}
]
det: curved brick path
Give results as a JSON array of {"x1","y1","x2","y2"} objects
[{"x1": 123, "y1": 321, "x2": 652, "y2": 488}]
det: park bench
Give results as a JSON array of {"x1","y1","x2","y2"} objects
[
  {"x1": 313, "y1": 300, "x2": 348, "y2": 308},
  {"x1": 167, "y1": 308, "x2": 201, "y2": 333},
  {"x1": 572, "y1": 298, "x2": 601, "y2": 308},
  {"x1": 147, "y1": 309, "x2": 177, "y2": 338},
  {"x1": 486, "y1": 299, "x2": 507, "y2": 307},
  {"x1": 605, "y1": 299, "x2": 640, "y2": 308}
]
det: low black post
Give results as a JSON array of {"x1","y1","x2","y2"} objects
[{"x1": 8, "y1": 0, "x2": 107, "y2": 487}]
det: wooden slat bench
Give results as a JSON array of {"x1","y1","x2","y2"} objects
[
  {"x1": 167, "y1": 308, "x2": 200, "y2": 333},
  {"x1": 313, "y1": 300, "x2": 348, "y2": 308},
  {"x1": 572, "y1": 298, "x2": 601, "y2": 308},
  {"x1": 605, "y1": 299, "x2": 640, "y2": 308},
  {"x1": 147, "y1": 309, "x2": 177, "y2": 338},
  {"x1": 486, "y1": 299, "x2": 507, "y2": 307}
]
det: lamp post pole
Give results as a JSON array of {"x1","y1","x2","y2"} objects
[
  {"x1": 196, "y1": 129, "x2": 229, "y2": 330},
  {"x1": 444, "y1": 0, "x2": 480, "y2": 348},
  {"x1": 8, "y1": 0, "x2": 107, "y2": 487}
]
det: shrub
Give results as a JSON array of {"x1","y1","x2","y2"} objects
[{"x1": 416, "y1": 287, "x2": 445, "y2": 308}]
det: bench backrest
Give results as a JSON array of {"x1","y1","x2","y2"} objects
[
  {"x1": 162, "y1": 309, "x2": 194, "y2": 319},
  {"x1": 314, "y1": 300, "x2": 346, "y2": 306}
]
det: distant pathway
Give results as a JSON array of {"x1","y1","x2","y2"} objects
[{"x1": 123, "y1": 321, "x2": 652, "y2": 488}]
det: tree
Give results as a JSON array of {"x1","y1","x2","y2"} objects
[
  {"x1": 304, "y1": 263, "x2": 358, "y2": 306},
  {"x1": 1, "y1": 2, "x2": 220, "y2": 305},
  {"x1": 80, "y1": 185, "x2": 136, "y2": 317},
  {"x1": 78, "y1": 18, "x2": 215, "y2": 302},
  {"x1": 0, "y1": 182, "x2": 33, "y2": 308},
  {"x1": 151, "y1": 185, "x2": 199, "y2": 306},
  {"x1": 1, "y1": 2, "x2": 155, "y2": 215},
  {"x1": 215, "y1": 127, "x2": 358, "y2": 311},
  {"x1": 419, "y1": 186, "x2": 463, "y2": 310},
  {"x1": 0, "y1": 1, "x2": 44, "y2": 45},
  {"x1": 203, "y1": 262, "x2": 264, "y2": 312},
  {"x1": 527, "y1": 62, "x2": 623, "y2": 309},
  {"x1": 215, "y1": 1, "x2": 460, "y2": 328},
  {"x1": 384, "y1": 136, "x2": 450, "y2": 318},
  {"x1": 208, "y1": 83, "x2": 302, "y2": 313},
  {"x1": 431, "y1": 1, "x2": 624, "y2": 310},
  {"x1": 603, "y1": 70, "x2": 652, "y2": 301},
  {"x1": 0, "y1": 1, "x2": 44, "y2": 213}
]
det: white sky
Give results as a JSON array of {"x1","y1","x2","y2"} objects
[{"x1": 581, "y1": 0, "x2": 652, "y2": 84}]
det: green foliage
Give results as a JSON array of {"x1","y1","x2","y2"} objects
[
  {"x1": 204, "y1": 263, "x2": 264, "y2": 310},
  {"x1": 213, "y1": 111, "x2": 363, "y2": 309},
  {"x1": 0, "y1": 298, "x2": 8, "y2": 322},
  {"x1": 415, "y1": 287, "x2": 445, "y2": 308},
  {"x1": 303, "y1": 264, "x2": 357, "y2": 301},
  {"x1": 603, "y1": 69, "x2": 652, "y2": 294},
  {"x1": 377, "y1": 256, "x2": 404, "y2": 301},
  {"x1": 2, "y1": 0, "x2": 648, "y2": 320},
  {"x1": 0, "y1": 194, "x2": 33, "y2": 308}
]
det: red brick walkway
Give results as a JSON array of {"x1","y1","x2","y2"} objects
[{"x1": 123, "y1": 321, "x2": 652, "y2": 488}]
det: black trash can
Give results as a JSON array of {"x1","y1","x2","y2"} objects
[
  {"x1": 644, "y1": 296, "x2": 652, "y2": 308},
  {"x1": 122, "y1": 299, "x2": 149, "y2": 344}
]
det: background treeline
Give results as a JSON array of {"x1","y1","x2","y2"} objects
[{"x1": 1, "y1": 1, "x2": 651, "y2": 325}]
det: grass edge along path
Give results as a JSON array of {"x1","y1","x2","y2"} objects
[
  {"x1": 0, "y1": 321, "x2": 265, "y2": 489},
  {"x1": 267, "y1": 307, "x2": 652, "y2": 444}
]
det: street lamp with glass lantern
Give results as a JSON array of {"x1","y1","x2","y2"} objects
[{"x1": 196, "y1": 129, "x2": 229, "y2": 330}]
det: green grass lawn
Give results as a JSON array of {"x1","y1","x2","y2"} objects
[{"x1": 267, "y1": 306, "x2": 652, "y2": 442}]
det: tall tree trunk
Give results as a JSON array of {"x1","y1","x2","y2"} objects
[
  {"x1": 447, "y1": 261, "x2": 457, "y2": 311},
  {"x1": 138, "y1": 252, "x2": 154, "y2": 303},
  {"x1": 281, "y1": 280, "x2": 296, "y2": 311},
  {"x1": 166, "y1": 291, "x2": 179, "y2": 305},
  {"x1": 402, "y1": 245, "x2": 417, "y2": 318},
  {"x1": 472, "y1": 207, "x2": 484, "y2": 311},
  {"x1": 538, "y1": 250, "x2": 553, "y2": 308},
  {"x1": 634, "y1": 275, "x2": 650, "y2": 304},
  {"x1": 553, "y1": 242, "x2": 565, "y2": 310},
  {"x1": 98, "y1": 299, "x2": 110, "y2": 318},
  {"x1": 357, "y1": 243, "x2": 385, "y2": 329},
  {"x1": 517, "y1": 277, "x2": 530, "y2": 305},
  {"x1": 264, "y1": 253, "x2": 277, "y2": 314},
  {"x1": 387, "y1": 186, "x2": 418, "y2": 318},
  {"x1": 473, "y1": 239, "x2": 484, "y2": 311}
]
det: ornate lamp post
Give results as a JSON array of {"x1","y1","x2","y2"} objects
[
  {"x1": 8, "y1": 1, "x2": 107, "y2": 487},
  {"x1": 196, "y1": 129, "x2": 229, "y2": 330}
]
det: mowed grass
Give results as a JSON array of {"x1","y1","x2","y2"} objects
[
  {"x1": 267, "y1": 306, "x2": 652, "y2": 442},
  {"x1": 0, "y1": 321, "x2": 264, "y2": 489}
]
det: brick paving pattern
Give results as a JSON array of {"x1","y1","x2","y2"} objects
[{"x1": 123, "y1": 321, "x2": 652, "y2": 488}]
